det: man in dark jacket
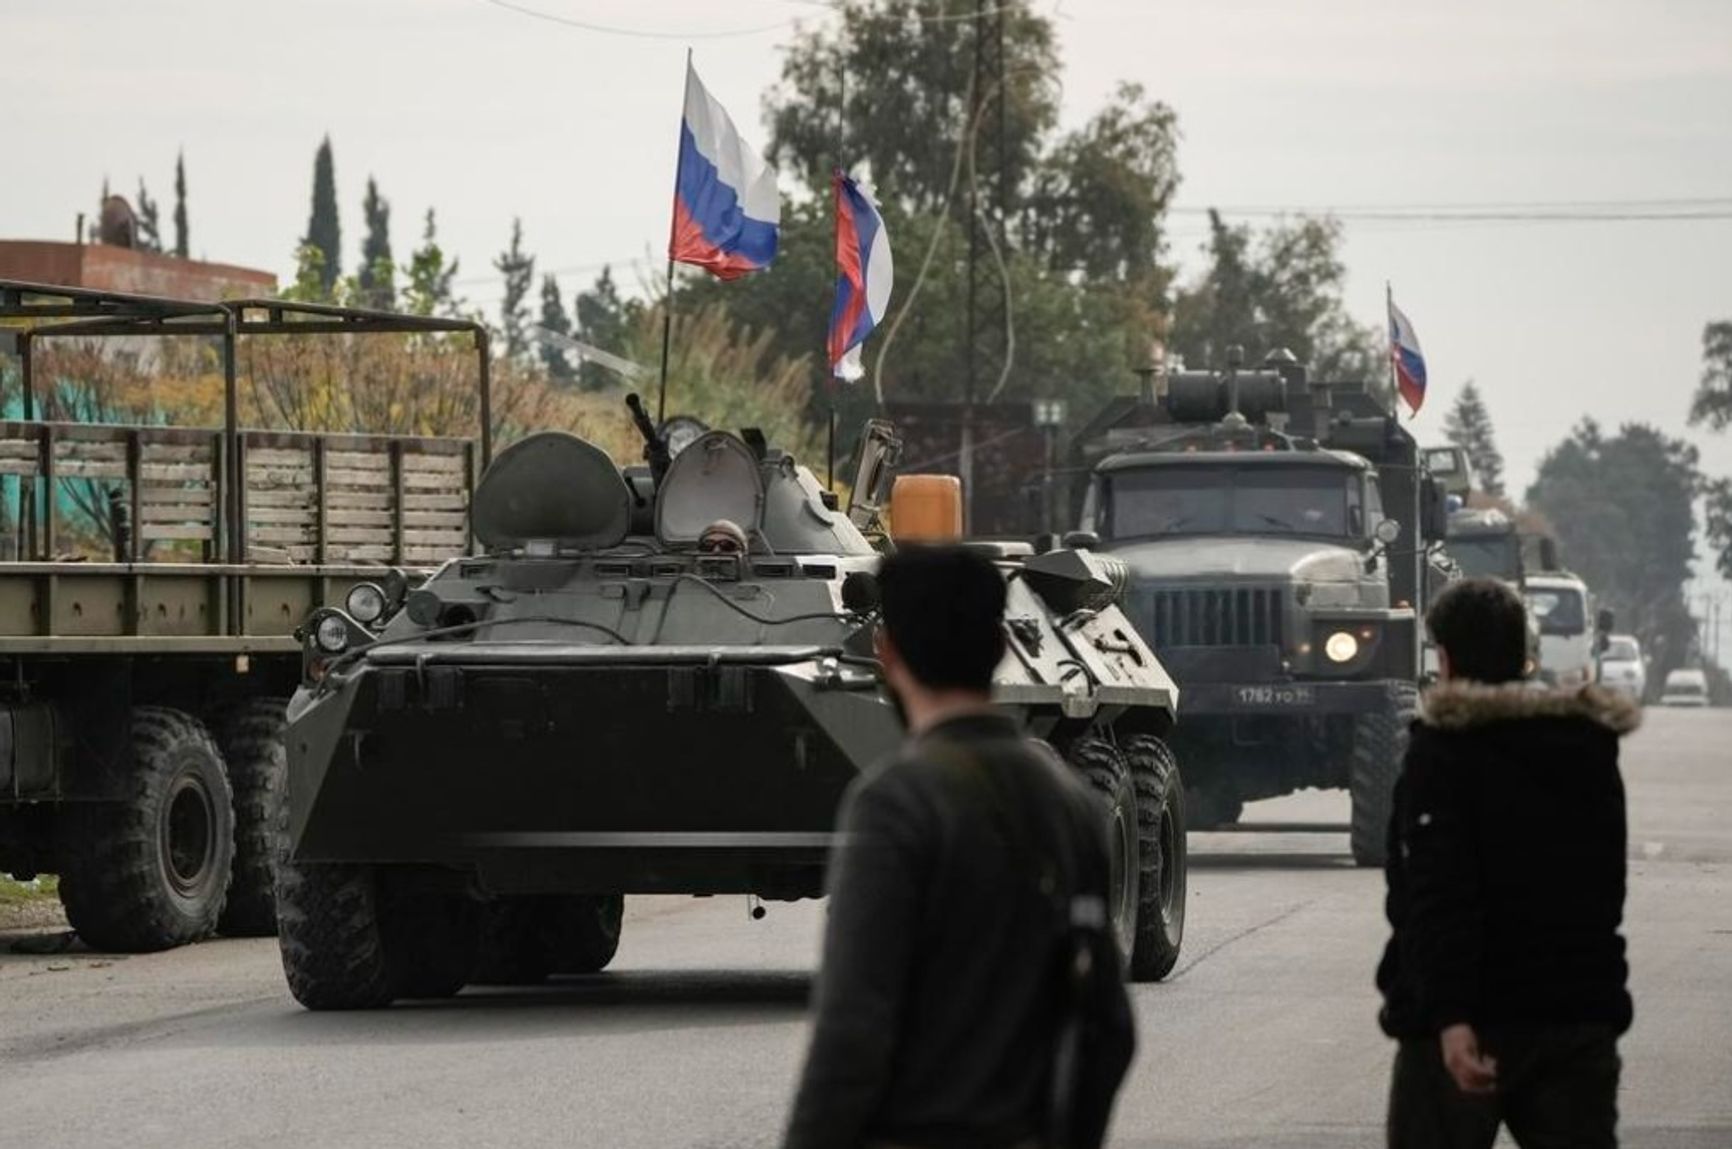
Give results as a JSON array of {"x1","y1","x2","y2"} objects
[
  {"x1": 784, "y1": 545, "x2": 1132, "y2": 1149},
  {"x1": 1379, "y1": 577, "x2": 1638, "y2": 1148}
]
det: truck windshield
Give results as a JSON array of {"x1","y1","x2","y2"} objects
[
  {"x1": 1448, "y1": 535, "x2": 1522, "y2": 581},
  {"x1": 1526, "y1": 587, "x2": 1586, "y2": 635},
  {"x1": 1103, "y1": 465, "x2": 1357, "y2": 541}
]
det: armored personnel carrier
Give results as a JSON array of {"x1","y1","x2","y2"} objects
[
  {"x1": 276, "y1": 402, "x2": 1186, "y2": 1008},
  {"x1": 1067, "y1": 350, "x2": 1452, "y2": 865}
]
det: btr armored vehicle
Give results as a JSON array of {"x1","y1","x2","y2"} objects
[
  {"x1": 276, "y1": 406, "x2": 1187, "y2": 1008},
  {"x1": 1068, "y1": 351, "x2": 1450, "y2": 865}
]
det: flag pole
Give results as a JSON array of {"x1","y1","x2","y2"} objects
[
  {"x1": 1385, "y1": 280, "x2": 1398, "y2": 420},
  {"x1": 658, "y1": 50, "x2": 694, "y2": 428}
]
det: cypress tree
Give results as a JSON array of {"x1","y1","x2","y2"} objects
[
  {"x1": 493, "y1": 217, "x2": 535, "y2": 359},
  {"x1": 1444, "y1": 380, "x2": 1506, "y2": 497},
  {"x1": 537, "y1": 275, "x2": 575, "y2": 382},
  {"x1": 303, "y1": 136, "x2": 342, "y2": 295},
  {"x1": 135, "y1": 180, "x2": 162, "y2": 252},
  {"x1": 358, "y1": 178, "x2": 394, "y2": 309},
  {"x1": 172, "y1": 151, "x2": 189, "y2": 258},
  {"x1": 403, "y1": 209, "x2": 460, "y2": 318}
]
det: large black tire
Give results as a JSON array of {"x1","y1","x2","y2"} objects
[
  {"x1": 475, "y1": 894, "x2": 625, "y2": 982},
  {"x1": 277, "y1": 862, "x2": 397, "y2": 1010},
  {"x1": 550, "y1": 894, "x2": 624, "y2": 975},
  {"x1": 59, "y1": 707, "x2": 234, "y2": 953},
  {"x1": 1072, "y1": 738, "x2": 1143, "y2": 978},
  {"x1": 387, "y1": 894, "x2": 480, "y2": 999},
  {"x1": 214, "y1": 698, "x2": 288, "y2": 938},
  {"x1": 275, "y1": 776, "x2": 396, "y2": 1009},
  {"x1": 1349, "y1": 683, "x2": 1419, "y2": 868},
  {"x1": 1122, "y1": 734, "x2": 1187, "y2": 982}
]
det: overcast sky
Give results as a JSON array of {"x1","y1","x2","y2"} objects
[{"x1": 5, "y1": 0, "x2": 1732, "y2": 612}]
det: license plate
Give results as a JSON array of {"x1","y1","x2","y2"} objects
[{"x1": 1235, "y1": 685, "x2": 1316, "y2": 707}]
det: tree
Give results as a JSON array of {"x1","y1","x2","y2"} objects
[
  {"x1": 402, "y1": 210, "x2": 460, "y2": 318},
  {"x1": 172, "y1": 151, "x2": 189, "y2": 258},
  {"x1": 572, "y1": 265, "x2": 634, "y2": 391},
  {"x1": 135, "y1": 180, "x2": 162, "y2": 253},
  {"x1": 767, "y1": 0, "x2": 1059, "y2": 220},
  {"x1": 1690, "y1": 318, "x2": 1732, "y2": 582},
  {"x1": 1169, "y1": 210, "x2": 1382, "y2": 381},
  {"x1": 1442, "y1": 380, "x2": 1505, "y2": 496},
  {"x1": 537, "y1": 275, "x2": 575, "y2": 382},
  {"x1": 1527, "y1": 420, "x2": 1702, "y2": 683},
  {"x1": 358, "y1": 178, "x2": 394, "y2": 309},
  {"x1": 303, "y1": 136, "x2": 342, "y2": 295},
  {"x1": 493, "y1": 217, "x2": 535, "y2": 359}
]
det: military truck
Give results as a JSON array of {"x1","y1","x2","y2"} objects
[
  {"x1": 0, "y1": 280, "x2": 490, "y2": 951},
  {"x1": 275, "y1": 407, "x2": 1188, "y2": 1008},
  {"x1": 1067, "y1": 350, "x2": 1450, "y2": 865}
]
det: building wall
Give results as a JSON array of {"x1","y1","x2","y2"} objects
[{"x1": 0, "y1": 241, "x2": 276, "y2": 301}]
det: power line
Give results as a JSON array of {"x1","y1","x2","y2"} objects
[
  {"x1": 476, "y1": 0, "x2": 795, "y2": 40},
  {"x1": 1171, "y1": 197, "x2": 1732, "y2": 224}
]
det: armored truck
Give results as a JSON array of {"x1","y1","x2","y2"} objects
[
  {"x1": 0, "y1": 280, "x2": 490, "y2": 951},
  {"x1": 1068, "y1": 351, "x2": 1450, "y2": 865},
  {"x1": 276, "y1": 408, "x2": 1187, "y2": 1008}
]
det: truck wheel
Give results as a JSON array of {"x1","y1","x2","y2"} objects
[
  {"x1": 1123, "y1": 735, "x2": 1188, "y2": 982},
  {"x1": 387, "y1": 894, "x2": 480, "y2": 999},
  {"x1": 214, "y1": 698, "x2": 288, "y2": 938},
  {"x1": 1349, "y1": 683, "x2": 1419, "y2": 868},
  {"x1": 550, "y1": 895, "x2": 625, "y2": 975},
  {"x1": 59, "y1": 707, "x2": 234, "y2": 953},
  {"x1": 1072, "y1": 738, "x2": 1143, "y2": 977}
]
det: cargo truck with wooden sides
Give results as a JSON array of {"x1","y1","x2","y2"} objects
[{"x1": 0, "y1": 281, "x2": 490, "y2": 950}]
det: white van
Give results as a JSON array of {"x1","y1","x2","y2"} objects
[
  {"x1": 1659, "y1": 668, "x2": 1710, "y2": 708},
  {"x1": 1525, "y1": 573, "x2": 1596, "y2": 689},
  {"x1": 1597, "y1": 634, "x2": 1646, "y2": 703}
]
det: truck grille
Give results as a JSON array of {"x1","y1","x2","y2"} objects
[{"x1": 1137, "y1": 586, "x2": 1285, "y2": 649}]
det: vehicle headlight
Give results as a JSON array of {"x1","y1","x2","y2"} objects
[
  {"x1": 345, "y1": 582, "x2": 387, "y2": 625},
  {"x1": 314, "y1": 614, "x2": 352, "y2": 654},
  {"x1": 1324, "y1": 631, "x2": 1360, "y2": 663}
]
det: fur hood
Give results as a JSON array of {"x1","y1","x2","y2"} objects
[{"x1": 1418, "y1": 680, "x2": 1642, "y2": 735}]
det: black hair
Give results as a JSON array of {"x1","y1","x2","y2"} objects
[
  {"x1": 877, "y1": 545, "x2": 1007, "y2": 692},
  {"x1": 1426, "y1": 577, "x2": 1529, "y2": 684}
]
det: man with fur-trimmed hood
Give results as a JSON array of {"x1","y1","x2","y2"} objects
[{"x1": 1379, "y1": 577, "x2": 1638, "y2": 1149}]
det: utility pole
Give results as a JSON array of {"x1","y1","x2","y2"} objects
[{"x1": 961, "y1": 0, "x2": 1008, "y2": 532}]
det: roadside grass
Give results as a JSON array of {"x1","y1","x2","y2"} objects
[{"x1": 0, "y1": 874, "x2": 58, "y2": 905}]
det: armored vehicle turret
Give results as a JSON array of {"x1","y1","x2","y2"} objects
[
  {"x1": 1068, "y1": 350, "x2": 1453, "y2": 864},
  {"x1": 276, "y1": 403, "x2": 1186, "y2": 1008}
]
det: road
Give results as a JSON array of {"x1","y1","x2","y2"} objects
[{"x1": 2, "y1": 707, "x2": 1729, "y2": 1149}]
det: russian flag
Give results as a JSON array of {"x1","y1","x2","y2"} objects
[
  {"x1": 828, "y1": 170, "x2": 893, "y2": 381},
  {"x1": 669, "y1": 61, "x2": 779, "y2": 281},
  {"x1": 1388, "y1": 295, "x2": 1427, "y2": 416}
]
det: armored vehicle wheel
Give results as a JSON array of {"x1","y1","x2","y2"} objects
[
  {"x1": 1349, "y1": 683, "x2": 1419, "y2": 868},
  {"x1": 277, "y1": 860, "x2": 396, "y2": 1010},
  {"x1": 474, "y1": 897, "x2": 559, "y2": 985},
  {"x1": 214, "y1": 698, "x2": 288, "y2": 938},
  {"x1": 550, "y1": 894, "x2": 624, "y2": 974},
  {"x1": 1122, "y1": 735, "x2": 1187, "y2": 982},
  {"x1": 1072, "y1": 739, "x2": 1144, "y2": 976},
  {"x1": 59, "y1": 707, "x2": 234, "y2": 953},
  {"x1": 388, "y1": 893, "x2": 480, "y2": 999}
]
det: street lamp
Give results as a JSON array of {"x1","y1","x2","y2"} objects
[{"x1": 1032, "y1": 398, "x2": 1068, "y2": 534}]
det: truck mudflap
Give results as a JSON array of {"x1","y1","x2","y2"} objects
[
  {"x1": 1177, "y1": 679, "x2": 1406, "y2": 716},
  {"x1": 285, "y1": 647, "x2": 902, "y2": 894}
]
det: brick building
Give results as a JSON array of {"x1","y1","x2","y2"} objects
[{"x1": 0, "y1": 239, "x2": 275, "y2": 300}]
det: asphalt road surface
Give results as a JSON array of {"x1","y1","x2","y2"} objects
[{"x1": 3, "y1": 707, "x2": 1728, "y2": 1149}]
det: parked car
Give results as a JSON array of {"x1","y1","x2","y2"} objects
[
  {"x1": 1658, "y1": 668, "x2": 1710, "y2": 708},
  {"x1": 1597, "y1": 634, "x2": 1646, "y2": 703}
]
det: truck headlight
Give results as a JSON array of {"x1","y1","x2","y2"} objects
[
  {"x1": 1324, "y1": 631, "x2": 1360, "y2": 663},
  {"x1": 314, "y1": 614, "x2": 353, "y2": 654},
  {"x1": 345, "y1": 582, "x2": 387, "y2": 625}
]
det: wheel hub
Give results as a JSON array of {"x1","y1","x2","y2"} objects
[{"x1": 160, "y1": 773, "x2": 216, "y2": 897}]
